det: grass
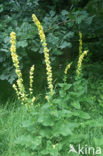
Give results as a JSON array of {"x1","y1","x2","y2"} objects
[
  {"x1": 0, "y1": 97, "x2": 103, "y2": 155},
  {"x1": 0, "y1": 63, "x2": 103, "y2": 156}
]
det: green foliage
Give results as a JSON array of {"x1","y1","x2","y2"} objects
[
  {"x1": 0, "y1": 48, "x2": 103, "y2": 155},
  {"x1": 0, "y1": 0, "x2": 97, "y2": 83},
  {"x1": 0, "y1": 1, "x2": 103, "y2": 155}
]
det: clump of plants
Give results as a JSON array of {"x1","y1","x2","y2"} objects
[{"x1": 1, "y1": 14, "x2": 102, "y2": 156}]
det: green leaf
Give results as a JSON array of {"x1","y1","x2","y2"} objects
[
  {"x1": 78, "y1": 111, "x2": 90, "y2": 119},
  {"x1": 63, "y1": 32, "x2": 74, "y2": 39},
  {"x1": 94, "y1": 137, "x2": 103, "y2": 146},
  {"x1": 60, "y1": 41, "x2": 72, "y2": 49},
  {"x1": 58, "y1": 83, "x2": 72, "y2": 90},
  {"x1": 37, "y1": 113, "x2": 54, "y2": 126},
  {"x1": 61, "y1": 10, "x2": 68, "y2": 16},
  {"x1": 50, "y1": 109, "x2": 73, "y2": 119},
  {"x1": 39, "y1": 127, "x2": 52, "y2": 138},
  {"x1": 22, "y1": 120, "x2": 33, "y2": 128},
  {"x1": 17, "y1": 40, "x2": 28, "y2": 48},
  {"x1": 71, "y1": 101, "x2": 81, "y2": 109},
  {"x1": 53, "y1": 121, "x2": 78, "y2": 137},
  {"x1": 15, "y1": 135, "x2": 42, "y2": 150},
  {"x1": 41, "y1": 140, "x2": 62, "y2": 156},
  {"x1": 0, "y1": 4, "x2": 3, "y2": 13}
]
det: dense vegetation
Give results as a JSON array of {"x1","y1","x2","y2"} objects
[{"x1": 0, "y1": 0, "x2": 103, "y2": 155}]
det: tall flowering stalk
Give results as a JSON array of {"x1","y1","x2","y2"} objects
[
  {"x1": 64, "y1": 62, "x2": 72, "y2": 82},
  {"x1": 32, "y1": 14, "x2": 53, "y2": 96},
  {"x1": 10, "y1": 32, "x2": 36, "y2": 106},
  {"x1": 76, "y1": 50, "x2": 88, "y2": 77},
  {"x1": 79, "y1": 32, "x2": 83, "y2": 56},
  {"x1": 29, "y1": 65, "x2": 35, "y2": 95},
  {"x1": 64, "y1": 62, "x2": 72, "y2": 75},
  {"x1": 10, "y1": 32, "x2": 27, "y2": 103}
]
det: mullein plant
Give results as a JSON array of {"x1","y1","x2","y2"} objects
[
  {"x1": 32, "y1": 14, "x2": 54, "y2": 99},
  {"x1": 10, "y1": 32, "x2": 35, "y2": 106}
]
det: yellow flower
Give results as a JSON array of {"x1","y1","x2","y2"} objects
[
  {"x1": 10, "y1": 31, "x2": 27, "y2": 104},
  {"x1": 64, "y1": 62, "x2": 72, "y2": 75},
  {"x1": 29, "y1": 65, "x2": 35, "y2": 95},
  {"x1": 76, "y1": 50, "x2": 88, "y2": 77},
  {"x1": 32, "y1": 14, "x2": 53, "y2": 96}
]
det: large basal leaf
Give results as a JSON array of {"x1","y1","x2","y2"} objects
[
  {"x1": 53, "y1": 121, "x2": 78, "y2": 137},
  {"x1": 15, "y1": 135, "x2": 42, "y2": 150},
  {"x1": 37, "y1": 113, "x2": 54, "y2": 126}
]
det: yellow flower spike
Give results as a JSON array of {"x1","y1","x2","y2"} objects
[
  {"x1": 10, "y1": 32, "x2": 27, "y2": 104},
  {"x1": 16, "y1": 79, "x2": 27, "y2": 103},
  {"x1": 79, "y1": 31, "x2": 83, "y2": 56},
  {"x1": 76, "y1": 50, "x2": 88, "y2": 77},
  {"x1": 32, "y1": 14, "x2": 53, "y2": 96},
  {"x1": 29, "y1": 65, "x2": 35, "y2": 95},
  {"x1": 12, "y1": 84, "x2": 20, "y2": 99},
  {"x1": 64, "y1": 62, "x2": 72, "y2": 75}
]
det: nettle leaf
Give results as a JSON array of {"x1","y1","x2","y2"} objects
[
  {"x1": 58, "y1": 83, "x2": 72, "y2": 90},
  {"x1": 59, "y1": 90, "x2": 66, "y2": 97},
  {"x1": 39, "y1": 127, "x2": 52, "y2": 138},
  {"x1": 50, "y1": 109, "x2": 73, "y2": 119},
  {"x1": 61, "y1": 110, "x2": 73, "y2": 118},
  {"x1": 17, "y1": 40, "x2": 28, "y2": 48},
  {"x1": 69, "y1": 90, "x2": 85, "y2": 98},
  {"x1": 78, "y1": 111, "x2": 90, "y2": 119},
  {"x1": 53, "y1": 98, "x2": 63, "y2": 105},
  {"x1": 40, "y1": 103, "x2": 50, "y2": 111},
  {"x1": 15, "y1": 135, "x2": 42, "y2": 150},
  {"x1": 71, "y1": 101, "x2": 81, "y2": 109},
  {"x1": 60, "y1": 41, "x2": 72, "y2": 49},
  {"x1": 53, "y1": 121, "x2": 78, "y2": 137},
  {"x1": 37, "y1": 113, "x2": 54, "y2": 126}
]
